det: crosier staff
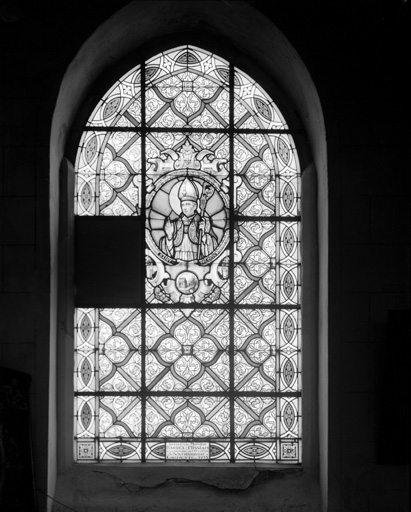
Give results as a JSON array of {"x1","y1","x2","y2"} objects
[{"x1": 197, "y1": 184, "x2": 214, "y2": 260}]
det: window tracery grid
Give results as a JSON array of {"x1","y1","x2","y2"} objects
[{"x1": 74, "y1": 45, "x2": 301, "y2": 463}]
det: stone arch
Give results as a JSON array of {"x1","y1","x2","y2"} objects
[{"x1": 50, "y1": 2, "x2": 327, "y2": 510}]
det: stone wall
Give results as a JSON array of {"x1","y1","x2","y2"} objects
[{"x1": 0, "y1": 1, "x2": 408, "y2": 511}]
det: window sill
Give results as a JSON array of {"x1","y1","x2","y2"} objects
[
  {"x1": 67, "y1": 461, "x2": 304, "y2": 491},
  {"x1": 54, "y1": 463, "x2": 319, "y2": 512}
]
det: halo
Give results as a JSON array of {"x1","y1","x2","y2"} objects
[{"x1": 169, "y1": 179, "x2": 203, "y2": 215}]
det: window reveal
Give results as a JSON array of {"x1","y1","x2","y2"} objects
[{"x1": 74, "y1": 46, "x2": 301, "y2": 463}]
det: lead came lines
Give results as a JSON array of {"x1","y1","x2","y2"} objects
[{"x1": 74, "y1": 45, "x2": 301, "y2": 463}]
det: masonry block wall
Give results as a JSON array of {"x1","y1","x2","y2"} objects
[{"x1": 0, "y1": 1, "x2": 409, "y2": 511}]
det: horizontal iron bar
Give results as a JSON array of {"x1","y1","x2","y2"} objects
[
  {"x1": 144, "y1": 303, "x2": 301, "y2": 309},
  {"x1": 73, "y1": 213, "x2": 301, "y2": 222},
  {"x1": 75, "y1": 436, "x2": 301, "y2": 441},
  {"x1": 74, "y1": 303, "x2": 301, "y2": 310},
  {"x1": 236, "y1": 216, "x2": 301, "y2": 222},
  {"x1": 82, "y1": 126, "x2": 303, "y2": 134},
  {"x1": 75, "y1": 391, "x2": 301, "y2": 397}
]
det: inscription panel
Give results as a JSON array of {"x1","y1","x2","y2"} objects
[{"x1": 166, "y1": 442, "x2": 209, "y2": 460}]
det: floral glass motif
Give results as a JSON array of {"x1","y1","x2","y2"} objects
[
  {"x1": 74, "y1": 46, "x2": 301, "y2": 463},
  {"x1": 75, "y1": 131, "x2": 142, "y2": 216}
]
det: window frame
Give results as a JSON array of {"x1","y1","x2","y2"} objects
[{"x1": 61, "y1": 35, "x2": 316, "y2": 469}]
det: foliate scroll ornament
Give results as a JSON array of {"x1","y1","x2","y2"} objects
[{"x1": 147, "y1": 140, "x2": 228, "y2": 177}]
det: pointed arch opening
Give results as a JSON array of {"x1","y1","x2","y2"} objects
[{"x1": 50, "y1": 2, "x2": 327, "y2": 510}]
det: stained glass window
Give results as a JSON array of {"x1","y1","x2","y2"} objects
[{"x1": 74, "y1": 46, "x2": 301, "y2": 463}]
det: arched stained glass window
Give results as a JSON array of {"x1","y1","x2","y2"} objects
[{"x1": 74, "y1": 45, "x2": 301, "y2": 463}]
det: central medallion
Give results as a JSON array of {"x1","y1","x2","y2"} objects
[{"x1": 145, "y1": 139, "x2": 230, "y2": 304}]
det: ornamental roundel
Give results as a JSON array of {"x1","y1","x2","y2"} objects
[{"x1": 146, "y1": 139, "x2": 230, "y2": 304}]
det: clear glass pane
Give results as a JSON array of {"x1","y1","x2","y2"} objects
[
  {"x1": 145, "y1": 46, "x2": 230, "y2": 128},
  {"x1": 234, "y1": 397, "x2": 276, "y2": 437},
  {"x1": 234, "y1": 221, "x2": 276, "y2": 304},
  {"x1": 146, "y1": 396, "x2": 230, "y2": 438},
  {"x1": 145, "y1": 309, "x2": 229, "y2": 391},
  {"x1": 75, "y1": 131, "x2": 142, "y2": 216},
  {"x1": 86, "y1": 66, "x2": 141, "y2": 128},
  {"x1": 235, "y1": 440, "x2": 276, "y2": 462},
  {"x1": 278, "y1": 309, "x2": 301, "y2": 393},
  {"x1": 234, "y1": 133, "x2": 276, "y2": 216},
  {"x1": 100, "y1": 441, "x2": 142, "y2": 461},
  {"x1": 234, "y1": 68, "x2": 288, "y2": 130}
]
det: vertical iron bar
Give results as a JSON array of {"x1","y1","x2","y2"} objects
[
  {"x1": 229, "y1": 61, "x2": 235, "y2": 463},
  {"x1": 95, "y1": 136, "x2": 100, "y2": 216},
  {"x1": 141, "y1": 60, "x2": 147, "y2": 463},
  {"x1": 276, "y1": 219, "x2": 282, "y2": 463},
  {"x1": 96, "y1": 309, "x2": 101, "y2": 462},
  {"x1": 275, "y1": 137, "x2": 281, "y2": 462},
  {"x1": 95, "y1": 135, "x2": 106, "y2": 216}
]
